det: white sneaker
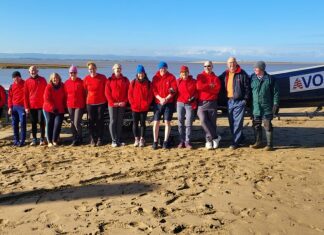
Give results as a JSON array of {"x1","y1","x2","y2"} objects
[
  {"x1": 139, "y1": 138, "x2": 145, "y2": 147},
  {"x1": 213, "y1": 135, "x2": 222, "y2": 149},
  {"x1": 48, "y1": 143, "x2": 53, "y2": 147},
  {"x1": 205, "y1": 141, "x2": 213, "y2": 150},
  {"x1": 134, "y1": 138, "x2": 139, "y2": 147},
  {"x1": 112, "y1": 142, "x2": 118, "y2": 148}
]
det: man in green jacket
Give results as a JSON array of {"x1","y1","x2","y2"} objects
[{"x1": 250, "y1": 61, "x2": 279, "y2": 151}]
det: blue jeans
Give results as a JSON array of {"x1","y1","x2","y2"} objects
[
  {"x1": 11, "y1": 105, "x2": 26, "y2": 144},
  {"x1": 44, "y1": 111, "x2": 64, "y2": 143},
  {"x1": 197, "y1": 100, "x2": 218, "y2": 141},
  {"x1": 228, "y1": 99, "x2": 246, "y2": 145},
  {"x1": 177, "y1": 102, "x2": 194, "y2": 142}
]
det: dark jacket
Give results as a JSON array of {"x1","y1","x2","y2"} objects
[
  {"x1": 250, "y1": 72, "x2": 279, "y2": 116},
  {"x1": 218, "y1": 65, "x2": 251, "y2": 106}
]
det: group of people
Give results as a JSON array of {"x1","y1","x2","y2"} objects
[{"x1": 1, "y1": 57, "x2": 279, "y2": 150}]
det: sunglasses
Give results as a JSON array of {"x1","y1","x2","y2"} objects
[
  {"x1": 204, "y1": 65, "x2": 212, "y2": 68},
  {"x1": 70, "y1": 72, "x2": 77, "y2": 74}
]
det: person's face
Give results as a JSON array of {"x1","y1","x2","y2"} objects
[
  {"x1": 254, "y1": 68, "x2": 264, "y2": 76},
  {"x1": 227, "y1": 60, "x2": 237, "y2": 73},
  {"x1": 29, "y1": 67, "x2": 38, "y2": 78},
  {"x1": 159, "y1": 67, "x2": 167, "y2": 76},
  {"x1": 88, "y1": 65, "x2": 97, "y2": 77},
  {"x1": 13, "y1": 76, "x2": 21, "y2": 83},
  {"x1": 114, "y1": 67, "x2": 122, "y2": 76},
  {"x1": 53, "y1": 76, "x2": 60, "y2": 85},
  {"x1": 137, "y1": 72, "x2": 145, "y2": 80},
  {"x1": 204, "y1": 64, "x2": 213, "y2": 73},
  {"x1": 70, "y1": 71, "x2": 77, "y2": 79},
  {"x1": 180, "y1": 71, "x2": 188, "y2": 79}
]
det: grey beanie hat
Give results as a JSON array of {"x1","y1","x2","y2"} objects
[{"x1": 254, "y1": 61, "x2": 266, "y2": 71}]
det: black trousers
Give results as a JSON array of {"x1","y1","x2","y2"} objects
[
  {"x1": 86, "y1": 104, "x2": 106, "y2": 141},
  {"x1": 30, "y1": 109, "x2": 45, "y2": 139},
  {"x1": 132, "y1": 111, "x2": 147, "y2": 138}
]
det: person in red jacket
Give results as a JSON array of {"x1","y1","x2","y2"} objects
[
  {"x1": 151, "y1": 61, "x2": 177, "y2": 149},
  {"x1": 0, "y1": 84, "x2": 6, "y2": 128},
  {"x1": 105, "y1": 63, "x2": 130, "y2": 147},
  {"x1": 43, "y1": 73, "x2": 66, "y2": 147},
  {"x1": 64, "y1": 65, "x2": 86, "y2": 146},
  {"x1": 128, "y1": 65, "x2": 153, "y2": 147},
  {"x1": 197, "y1": 61, "x2": 221, "y2": 150},
  {"x1": 24, "y1": 66, "x2": 47, "y2": 146},
  {"x1": 83, "y1": 62, "x2": 107, "y2": 147},
  {"x1": 8, "y1": 71, "x2": 26, "y2": 146},
  {"x1": 176, "y1": 66, "x2": 198, "y2": 149}
]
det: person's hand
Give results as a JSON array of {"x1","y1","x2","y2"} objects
[
  {"x1": 25, "y1": 109, "x2": 29, "y2": 114},
  {"x1": 8, "y1": 108, "x2": 12, "y2": 115},
  {"x1": 272, "y1": 104, "x2": 279, "y2": 115},
  {"x1": 119, "y1": 102, "x2": 126, "y2": 107},
  {"x1": 113, "y1": 102, "x2": 119, "y2": 107},
  {"x1": 209, "y1": 83, "x2": 215, "y2": 88}
]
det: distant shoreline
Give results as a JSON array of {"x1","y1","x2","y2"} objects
[
  {"x1": 0, "y1": 61, "x2": 323, "y2": 69},
  {"x1": 0, "y1": 63, "x2": 87, "y2": 69}
]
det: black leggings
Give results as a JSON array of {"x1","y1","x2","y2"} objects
[
  {"x1": 87, "y1": 104, "x2": 106, "y2": 141},
  {"x1": 44, "y1": 111, "x2": 64, "y2": 143},
  {"x1": 30, "y1": 109, "x2": 45, "y2": 139},
  {"x1": 132, "y1": 111, "x2": 147, "y2": 138}
]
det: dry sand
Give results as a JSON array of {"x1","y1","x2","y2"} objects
[{"x1": 0, "y1": 108, "x2": 323, "y2": 235}]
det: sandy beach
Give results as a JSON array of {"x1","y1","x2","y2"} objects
[{"x1": 0, "y1": 108, "x2": 323, "y2": 234}]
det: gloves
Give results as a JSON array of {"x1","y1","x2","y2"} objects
[{"x1": 272, "y1": 104, "x2": 279, "y2": 115}]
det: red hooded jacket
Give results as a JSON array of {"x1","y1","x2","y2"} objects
[
  {"x1": 128, "y1": 78, "x2": 153, "y2": 112},
  {"x1": 43, "y1": 83, "x2": 66, "y2": 113},
  {"x1": 24, "y1": 75, "x2": 47, "y2": 109},
  {"x1": 177, "y1": 76, "x2": 198, "y2": 109},
  {"x1": 0, "y1": 85, "x2": 7, "y2": 108},
  {"x1": 105, "y1": 74, "x2": 130, "y2": 107},
  {"x1": 83, "y1": 73, "x2": 107, "y2": 105},
  {"x1": 64, "y1": 77, "x2": 86, "y2": 109},
  {"x1": 152, "y1": 71, "x2": 177, "y2": 104},
  {"x1": 8, "y1": 79, "x2": 25, "y2": 108},
  {"x1": 196, "y1": 71, "x2": 221, "y2": 101}
]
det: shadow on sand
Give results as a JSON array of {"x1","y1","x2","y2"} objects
[{"x1": 0, "y1": 182, "x2": 156, "y2": 206}]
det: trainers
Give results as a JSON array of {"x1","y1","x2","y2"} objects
[
  {"x1": 152, "y1": 142, "x2": 158, "y2": 150},
  {"x1": 71, "y1": 140, "x2": 79, "y2": 146},
  {"x1": 213, "y1": 136, "x2": 222, "y2": 149},
  {"x1": 39, "y1": 139, "x2": 46, "y2": 146},
  {"x1": 162, "y1": 141, "x2": 169, "y2": 149},
  {"x1": 185, "y1": 141, "x2": 193, "y2": 149},
  {"x1": 205, "y1": 141, "x2": 213, "y2": 150},
  {"x1": 53, "y1": 142, "x2": 58, "y2": 146},
  {"x1": 229, "y1": 145, "x2": 237, "y2": 150},
  {"x1": 97, "y1": 139, "x2": 103, "y2": 146},
  {"x1": 139, "y1": 138, "x2": 145, "y2": 147},
  {"x1": 13, "y1": 141, "x2": 20, "y2": 146},
  {"x1": 264, "y1": 145, "x2": 274, "y2": 151},
  {"x1": 90, "y1": 139, "x2": 96, "y2": 147},
  {"x1": 117, "y1": 141, "x2": 125, "y2": 147},
  {"x1": 134, "y1": 137, "x2": 140, "y2": 147},
  {"x1": 111, "y1": 141, "x2": 118, "y2": 147},
  {"x1": 48, "y1": 142, "x2": 53, "y2": 147},
  {"x1": 18, "y1": 142, "x2": 25, "y2": 147},
  {"x1": 30, "y1": 139, "x2": 37, "y2": 146},
  {"x1": 178, "y1": 142, "x2": 185, "y2": 148}
]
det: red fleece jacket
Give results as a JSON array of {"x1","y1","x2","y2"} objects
[
  {"x1": 152, "y1": 71, "x2": 177, "y2": 104},
  {"x1": 8, "y1": 79, "x2": 25, "y2": 108},
  {"x1": 196, "y1": 71, "x2": 221, "y2": 101}
]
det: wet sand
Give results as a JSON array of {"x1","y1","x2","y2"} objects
[{"x1": 0, "y1": 108, "x2": 323, "y2": 234}]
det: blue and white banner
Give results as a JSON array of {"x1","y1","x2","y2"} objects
[{"x1": 290, "y1": 71, "x2": 324, "y2": 93}]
